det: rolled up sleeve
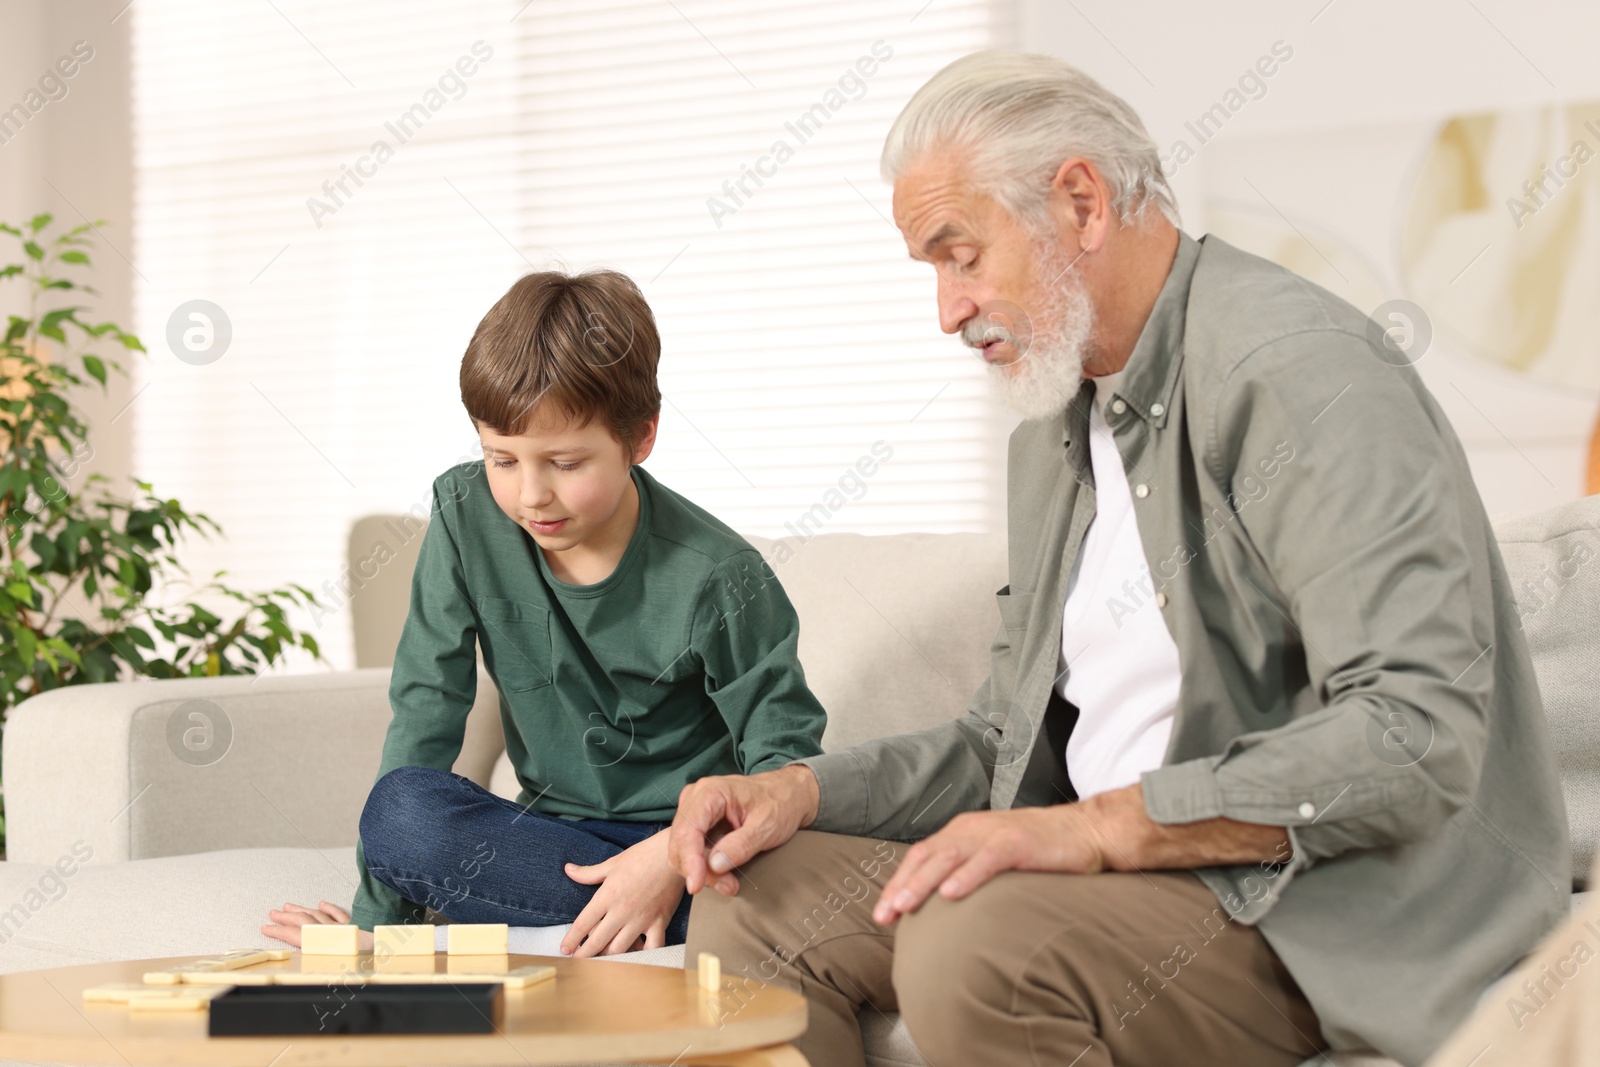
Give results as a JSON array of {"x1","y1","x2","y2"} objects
[{"x1": 1142, "y1": 330, "x2": 1494, "y2": 876}]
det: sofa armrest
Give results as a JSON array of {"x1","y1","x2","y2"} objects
[{"x1": 3, "y1": 669, "x2": 393, "y2": 865}]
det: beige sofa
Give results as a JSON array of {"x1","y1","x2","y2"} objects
[{"x1": 3, "y1": 497, "x2": 1595, "y2": 1067}]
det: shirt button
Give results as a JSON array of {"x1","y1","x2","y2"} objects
[
  {"x1": 1110, "y1": 398, "x2": 1127, "y2": 414},
  {"x1": 1134, "y1": 483, "x2": 1150, "y2": 499},
  {"x1": 1155, "y1": 592, "x2": 1168, "y2": 608},
  {"x1": 1150, "y1": 402, "x2": 1165, "y2": 417},
  {"x1": 1298, "y1": 802, "x2": 1316, "y2": 819}
]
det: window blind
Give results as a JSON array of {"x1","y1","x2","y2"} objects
[{"x1": 131, "y1": 0, "x2": 1011, "y2": 669}]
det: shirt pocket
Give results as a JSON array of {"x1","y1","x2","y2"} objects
[
  {"x1": 476, "y1": 597, "x2": 553, "y2": 692},
  {"x1": 989, "y1": 585, "x2": 1035, "y2": 705},
  {"x1": 995, "y1": 584, "x2": 1034, "y2": 633}
]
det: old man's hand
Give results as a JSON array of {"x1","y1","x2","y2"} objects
[
  {"x1": 870, "y1": 790, "x2": 1138, "y2": 925},
  {"x1": 669, "y1": 763, "x2": 820, "y2": 896}
]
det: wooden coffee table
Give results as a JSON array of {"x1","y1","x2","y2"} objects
[{"x1": 0, "y1": 952, "x2": 809, "y2": 1065}]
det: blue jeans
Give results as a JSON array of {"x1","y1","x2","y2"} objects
[{"x1": 359, "y1": 765, "x2": 691, "y2": 945}]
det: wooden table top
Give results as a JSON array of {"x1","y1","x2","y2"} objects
[{"x1": 0, "y1": 951, "x2": 808, "y2": 1066}]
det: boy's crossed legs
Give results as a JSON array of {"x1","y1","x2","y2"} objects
[
  {"x1": 686, "y1": 829, "x2": 1322, "y2": 1067},
  {"x1": 360, "y1": 765, "x2": 692, "y2": 944}
]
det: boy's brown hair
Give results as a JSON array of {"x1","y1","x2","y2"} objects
[{"x1": 460, "y1": 269, "x2": 661, "y2": 452}]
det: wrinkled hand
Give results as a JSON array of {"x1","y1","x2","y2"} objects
[
  {"x1": 872, "y1": 804, "x2": 1109, "y2": 925},
  {"x1": 668, "y1": 763, "x2": 819, "y2": 896},
  {"x1": 560, "y1": 829, "x2": 685, "y2": 957},
  {"x1": 871, "y1": 784, "x2": 1293, "y2": 925},
  {"x1": 262, "y1": 900, "x2": 376, "y2": 951}
]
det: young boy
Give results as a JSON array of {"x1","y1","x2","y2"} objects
[{"x1": 264, "y1": 269, "x2": 826, "y2": 956}]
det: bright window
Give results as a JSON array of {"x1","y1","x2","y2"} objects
[{"x1": 131, "y1": 0, "x2": 1011, "y2": 668}]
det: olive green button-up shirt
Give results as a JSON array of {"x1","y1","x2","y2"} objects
[{"x1": 795, "y1": 231, "x2": 1570, "y2": 1065}]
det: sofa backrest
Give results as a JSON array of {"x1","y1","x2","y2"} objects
[
  {"x1": 4, "y1": 668, "x2": 396, "y2": 864},
  {"x1": 346, "y1": 515, "x2": 1007, "y2": 774},
  {"x1": 742, "y1": 532, "x2": 1006, "y2": 751},
  {"x1": 13, "y1": 501, "x2": 1586, "y2": 869},
  {"x1": 1492, "y1": 496, "x2": 1600, "y2": 886}
]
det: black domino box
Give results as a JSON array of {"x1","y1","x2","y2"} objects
[{"x1": 208, "y1": 983, "x2": 501, "y2": 1035}]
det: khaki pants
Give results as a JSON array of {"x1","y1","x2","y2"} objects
[{"x1": 687, "y1": 830, "x2": 1323, "y2": 1067}]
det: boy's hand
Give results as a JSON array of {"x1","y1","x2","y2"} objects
[
  {"x1": 560, "y1": 829, "x2": 685, "y2": 957},
  {"x1": 262, "y1": 900, "x2": 376, "y2": 952}
]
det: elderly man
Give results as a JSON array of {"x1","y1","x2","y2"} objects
[{"x1": 668, "y1": 51, "x2": 1569, "y2": 1067}]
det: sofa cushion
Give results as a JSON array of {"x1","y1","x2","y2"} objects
[
  {"x1": 0, "y1": 847, "x2": 362, "y2": 974},
  {"x1": 1494, "y1": 496, "x2": 1600, "y2": 887},
  {"x1": 0, "y1": 847, "x2": 680, "y2": 976}
]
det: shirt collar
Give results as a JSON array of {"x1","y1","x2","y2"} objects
[{"x1": 1060, "y1": 228, "x2": 1202, "y2": 448}]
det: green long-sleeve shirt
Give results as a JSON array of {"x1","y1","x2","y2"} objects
[{"x1": 351, "y1": 462, "x2": 826, "y2": 929}]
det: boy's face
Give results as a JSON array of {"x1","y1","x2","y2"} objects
[{"x1": 477, "y1": 403, "x2": 658, "y2": 558}]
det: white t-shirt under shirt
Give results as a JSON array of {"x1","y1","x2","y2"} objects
[{"x1": 1055, "y1": 370, "x2": 1182, "y2": 799}]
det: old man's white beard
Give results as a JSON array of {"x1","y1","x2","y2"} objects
[{"x1": 977, "y1": 249, "x2": 1095, "y2": 421}]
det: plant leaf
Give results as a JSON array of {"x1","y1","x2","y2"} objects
[{"x1": 39, "y1": 307, "x2": 80, "y2": 331}]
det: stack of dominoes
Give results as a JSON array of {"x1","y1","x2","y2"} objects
[{"x1": 82, "y1": 925, "x2": 556, "y2": 1012}]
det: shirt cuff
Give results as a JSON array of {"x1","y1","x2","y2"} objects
[
  {"x1": 790, "y1": 750, "x2": 870, "y2": 835},
  {"x1": 1141, "y1": 756, "x2": 1226, "y2": 824}
]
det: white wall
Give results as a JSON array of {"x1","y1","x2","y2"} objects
[
  {"x1": 1019, "y1": 0, "x2": 1600, "y2": 518},
  {"x1": 1021, "y1": 0, "x2": 1600, "y2": 217}
]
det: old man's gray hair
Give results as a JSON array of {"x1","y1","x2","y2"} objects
[{"x1": 881, "y1": 51, "x2": 1180, "y2": 234}]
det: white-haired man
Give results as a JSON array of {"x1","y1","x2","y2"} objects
[{"x1": 668, "y1": 51, "x2": 1568, "y2": 1067}]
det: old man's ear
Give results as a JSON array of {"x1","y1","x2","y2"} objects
[{"x1": 1047, "y1": 156, "x2": 1111, "y2": 251}]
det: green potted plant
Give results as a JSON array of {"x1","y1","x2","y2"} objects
[{"x1": 0, "y1": 214, "x2": 324, "y2": 850}]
